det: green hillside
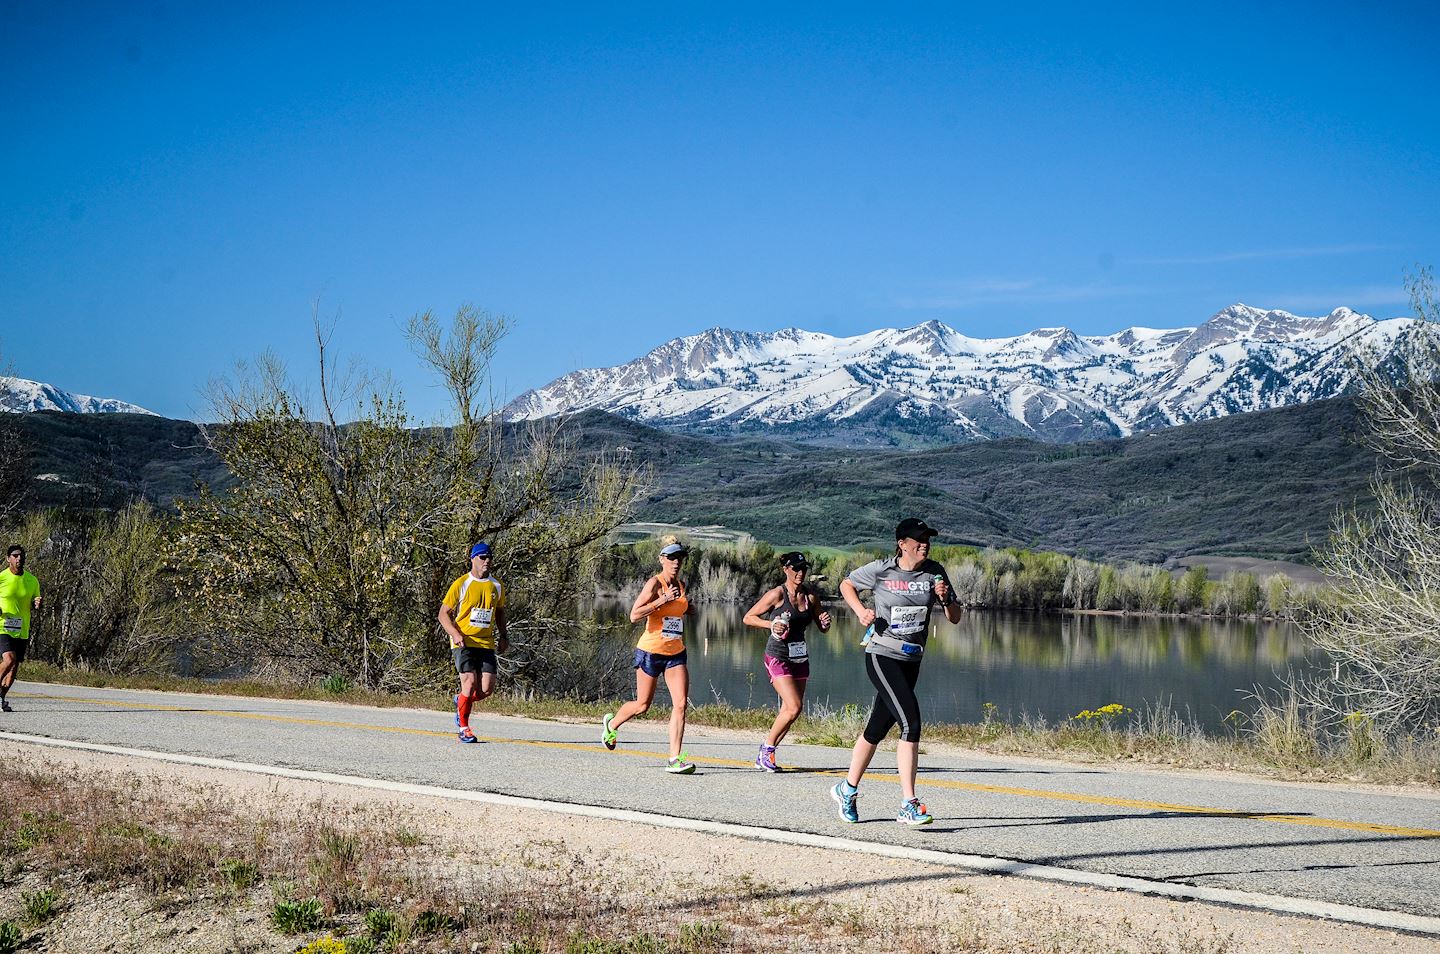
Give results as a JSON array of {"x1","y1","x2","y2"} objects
[
  {"x1": 566, "y1": 398, "x2": 1377, "y2": 563},
  {"x1": 16, "y1": 398, "x2": 1378, "y2": 564}
]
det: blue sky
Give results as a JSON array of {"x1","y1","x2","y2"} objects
[{"x1": 3, "y1": 2, "x2": 1437, "y2": 420}]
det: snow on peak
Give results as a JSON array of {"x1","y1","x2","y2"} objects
[
  {"x1": 0, "y1": 376, "x2": 156, "y2": 415},
  {"x1": 506, "y1": 305, "x2": 1418, "y2": 444}
]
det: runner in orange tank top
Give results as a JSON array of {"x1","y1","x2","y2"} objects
[{"x1": 600, "y1": 537, "x2": 697, "y2": 774}]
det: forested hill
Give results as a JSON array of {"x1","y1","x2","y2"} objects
[
  {"x1": 15, "y1": 396, "x2": 1378, "y2": 564},
  {"x1": 563, "y1": 397, "x2": 1377, "y2": 563}
]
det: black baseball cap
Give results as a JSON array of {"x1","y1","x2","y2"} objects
[
  {"x1": 779, "y1": 551, "x2": 810, "y2": 570},
  {"x1": 895, "y1": 518, "x2": 939, "y2": 541}
]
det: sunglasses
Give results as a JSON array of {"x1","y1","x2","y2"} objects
[{"x1": 662, "y1": 553, "x2": 687, "y2": 561}]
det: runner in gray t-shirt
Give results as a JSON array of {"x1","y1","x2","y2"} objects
[{"x1": 829, "y1": 518, "x2": 963, "y2": 827}]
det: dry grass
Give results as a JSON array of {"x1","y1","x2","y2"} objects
[{"x1": 0, "y1": 755, "x2": 1262, "y2": 954}]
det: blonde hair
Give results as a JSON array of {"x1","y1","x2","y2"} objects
[{"x1": 660, "y1": 534, "x2": 681, "y2": 548}]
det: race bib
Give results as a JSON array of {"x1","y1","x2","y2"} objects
[
  {"x1": 786, "y1": 640, "x2": 808, "y2": 660},
  {"x1": 1, "y1": 617, "x2": 20, "y2": 633},
  {"x1": 468, "y1": 607, "x2": 493, "y2": 628},
  {"x1": 889, "y1": 605, "x2": 927, "y2": 637},
  {"x1": 661, "y1": 616, "x2": 684, "y2": 637}
]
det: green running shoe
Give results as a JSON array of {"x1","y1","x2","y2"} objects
[
  {"x1": 665, "y1": 754, "x2": 696, "y2": 774},
  {"x1": 601, "y1": 713, "x2": 617, "y2": 751}
]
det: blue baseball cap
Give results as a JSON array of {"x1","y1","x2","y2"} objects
[{"x1": 469, "y1": 542, "x2": 492, "y2": 559}]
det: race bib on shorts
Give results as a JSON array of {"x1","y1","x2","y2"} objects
[
  {"x1": 661, "y1": 615, "x2": 684, "y2": 637},
  {"x1": 468, "y1": 607, "x2": 493, "y2": 628},
  {"x1": 2, "y1": 617, "x2": 21, "y2": 633},
  {"x1": 787, "y1": 640, "x2": 808, "y2": 660},
  {"x1": 889, "y1": 605, "x2": 927, "y2": 637}
]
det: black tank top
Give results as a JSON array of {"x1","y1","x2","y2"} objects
[{"x1": 765, "y1": 585, "x2": 817, "y2": 661}]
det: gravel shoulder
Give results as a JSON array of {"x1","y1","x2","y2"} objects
[{"x1": 2, "y1": 740, "x2": 1436, "y2": 954}]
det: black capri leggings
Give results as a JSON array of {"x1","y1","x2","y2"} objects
[{"x1": 862, "y1": 652, "x2": 923, "y2": 744}]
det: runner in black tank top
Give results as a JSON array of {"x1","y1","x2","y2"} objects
[{"x1": 742, "y1": 551, "x2": 831, "y2": 772}]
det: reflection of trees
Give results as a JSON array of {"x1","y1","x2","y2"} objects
[
  {"x1": 588, "y1": 600, "x2": 1324, "y2": 730},
  {"x1": 589, "y1": 601, "x2": 1318, "y2": 673}
]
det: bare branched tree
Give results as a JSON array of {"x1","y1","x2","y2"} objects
[{"x1": 1296, "y1": 269, "x2": 1440, "y2": 730}]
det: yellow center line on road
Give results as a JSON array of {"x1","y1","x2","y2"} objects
[{"x1": 19, "y1": 690, "x2": 1440, "y2": 840}]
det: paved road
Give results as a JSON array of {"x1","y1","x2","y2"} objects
[{"x1": 5, "y1": 681, "x2": 1439, "y2": 926}]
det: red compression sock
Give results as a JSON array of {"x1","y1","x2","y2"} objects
[{"x1": 457, "y1": 692, "x2": 475, "y2": 729}]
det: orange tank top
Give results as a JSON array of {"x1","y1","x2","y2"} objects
[{"x1": 636, "y1": 575, "x2": 689, "y2": 655}]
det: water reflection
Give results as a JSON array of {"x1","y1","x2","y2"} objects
[{"x1": 592, "y1": 602, "x2": 1317, "y2": 731}]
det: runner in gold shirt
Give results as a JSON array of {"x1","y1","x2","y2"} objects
[{"x1": 438, "y1": 542, "x2": 507, "y2": 743}]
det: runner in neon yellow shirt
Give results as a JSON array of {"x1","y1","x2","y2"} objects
[
  {"x1": 438, "y1": 542, "x2": 508, "y2": 743},
  {"x1": 0, "y1": 545, "x2": 42, "y2": 713}
]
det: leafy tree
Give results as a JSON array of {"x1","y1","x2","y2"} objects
[
  {"x1": 176, "y1": 308, "x2": 646, "y2": 692},
  {"x1": 1178, "y1": 565, "x2": 1208, "y2": 612},
  {"x1": 11, "y1": 505, "x2": 181, "y2": 670},
  {"x1": 1263, "y1": 573, "x2": 1291, "y2": 618},
  {"x1": 1095, "y1": 565, "x2": 1120, "y2": 611}
]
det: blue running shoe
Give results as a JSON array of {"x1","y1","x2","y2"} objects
[
  {"x1": 458, "y1": 727, "x2": 478, "y2": 743},
  {"x1": 830, "y1": 781, "x2": 859, "y2": 823},
  {"x1": 897, "y1": 798, "x2": 933, "y2": 826},
  {"x1": 755, "y1": 744, "x2": 780, "y2": 773}
]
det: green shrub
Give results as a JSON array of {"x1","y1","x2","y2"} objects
[
  {"x1": 21, "y1": 887, "x2": 61, "y2": 926},
  {"x1": 0, "y1": 921, "x2": 23, "y2": 954},
  {"x1": 410, "y1": 908, "x2": 452, "y2": 936},
  {"x1": 677, "y1": 921, "x2": 727, "y2": 951},
  {"x1": 270, "y1": 897, "x2": 325, "y2": 934},
  {"x1": 364, "y1": 909, "x2": 398, "y2": 939},
  {"x1": 321, "y1": 674, "x2": 351, "y2": 695},
  {"x1": 218, "y1": 857, "x2": 259, "y2": 890}
]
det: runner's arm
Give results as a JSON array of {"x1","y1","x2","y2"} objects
[
  {"x1": 933, "y1": 573, "x2": 963, "y2": 624},
  {"x1": 839, "y1": 579, "x2": 875, "y2": 627},
  {"x1": 437, "y1": 604, "x2": 465, "y2": 647},
  {"x1": 629, "y1": 578, "x2": 662, "y2": 623},
  {"x1": 810, "y1": 585, "x2": 833, "y2": 631},
  {"x1": 742, "y1": 587, "x2": 783, "y2": 632}
]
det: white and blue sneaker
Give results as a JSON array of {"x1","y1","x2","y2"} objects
[
  {"x1": 830, "y1": 781, "x2": 860, "y2": 823},
  {"x1": 897, "y1": 798, "x2": 933, "y2": 827}
]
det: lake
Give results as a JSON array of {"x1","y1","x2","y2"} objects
[{"x1": 594, "y1": 602, "x2": 1317, "y2": 731}]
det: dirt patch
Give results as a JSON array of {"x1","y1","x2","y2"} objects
[{"x1": 1174, "y1": 555, "x2": 1330, "y2": 587}]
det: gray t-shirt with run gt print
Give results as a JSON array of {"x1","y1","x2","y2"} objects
[{"x1": 846, "y1": 557, "x2": 951, "y2": 661}]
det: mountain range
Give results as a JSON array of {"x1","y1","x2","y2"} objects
[
  {"x1": 16, "y1": 396, "x2": 1377, "y2": 564},
  {"x1": 0, "y1": 376, "x2": 155, "y2": 415},
  {"x1": 506, "y1": 304, "x2": 1415, "y2": 446}
]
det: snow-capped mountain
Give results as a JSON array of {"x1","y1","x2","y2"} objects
[
  {"x1": 506, "y1": 305, "x2": 1418, "y2": 446},
  {"x1": 0, "y1": 376, "x2": 155, "y2": 415}
]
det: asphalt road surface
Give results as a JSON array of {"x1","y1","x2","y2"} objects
[{"x1": 4, "y1": 681, "x2": 1438, "y2": 930}]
